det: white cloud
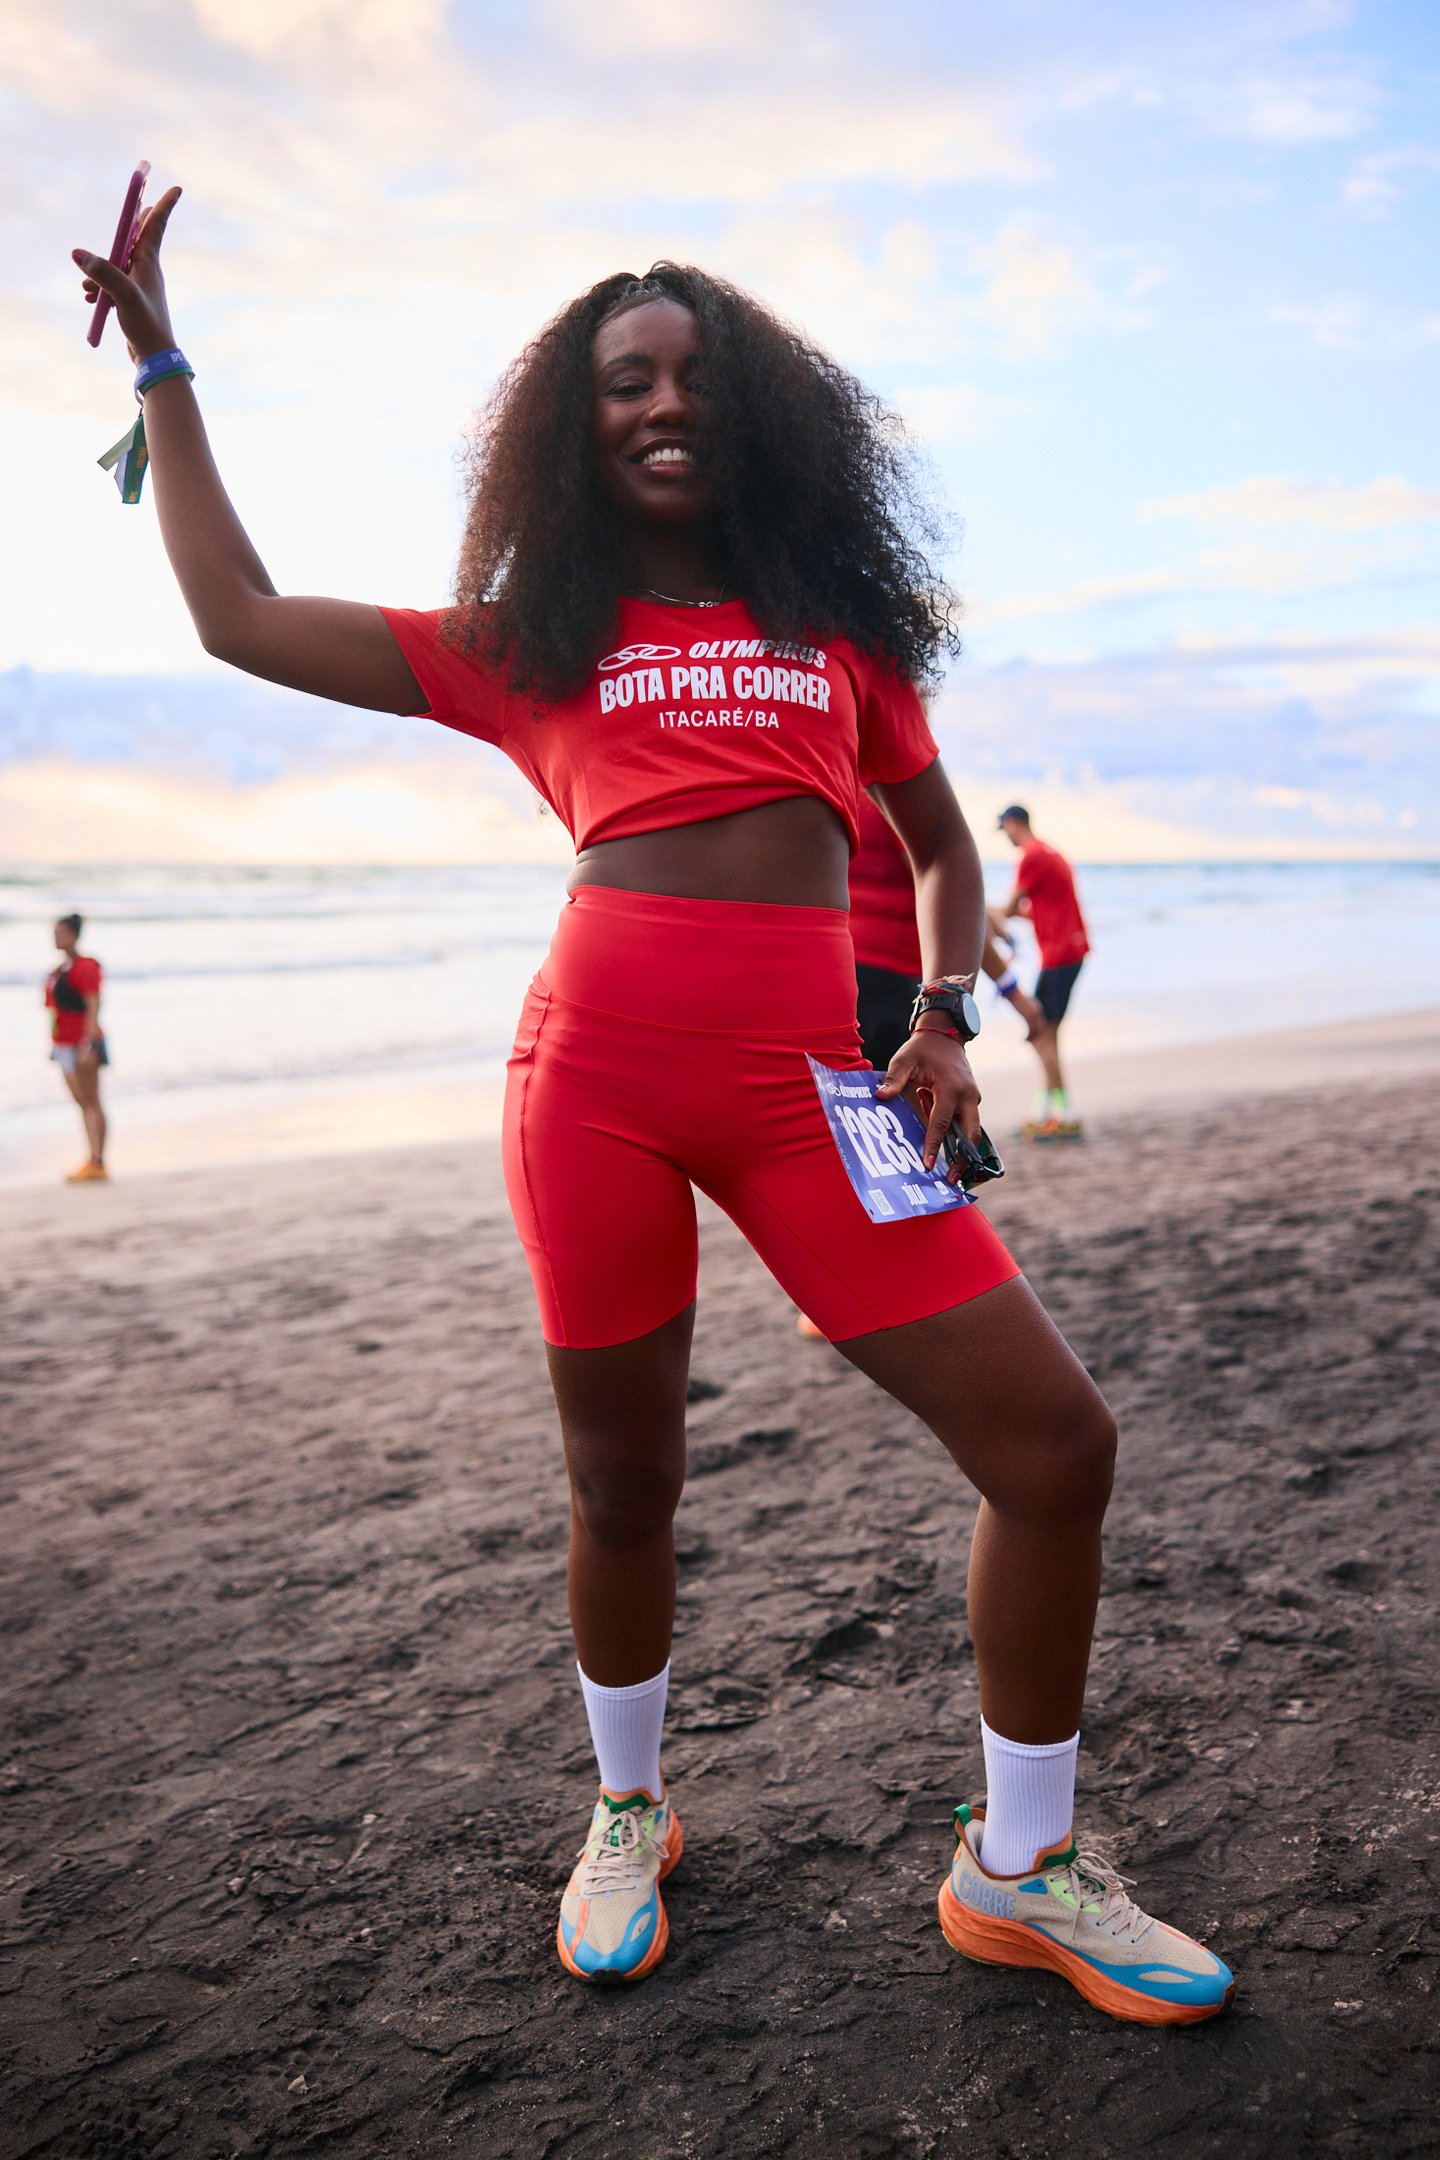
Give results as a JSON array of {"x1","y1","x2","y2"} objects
[
  {"x1": 967, "y1": 221, "x2": 1105, "y2": 359},
  {"x1": 187, "y1": 0, "x2": 445, "y2": 65},
  {"x1": 1140, "y1": 475, "x2": 1440, "y2": 531},
  {"x1": 1267, "y1": 296, "x2": 1433, "y2": 355},
  {"x1": 1213, "y1": 67, "x2": 1379, "y2": 144},
  {"x1": 970, "y1": 569, "x2": 1183, "y2": 627},
  {"x1": 1342, "y1": 143, "x2": 1440, "y2": 215},
  {"x1": 691, "y1": 208, "x2": 1116, "y2": 378},
  {"x1": 969, "y1": 489, "x2": 1440, "y2": 623},
  {"x1": 538, "y1": 0, "x2": 786, "y2": 58},
  {"x1": 890, "y1": 379, "x2": 1040, "y2": 451},
  {"x1": 933, "y1": 627, "x2": 1440, "y2": 854}
]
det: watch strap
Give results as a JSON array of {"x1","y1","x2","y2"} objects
[{"x1": 908, "y1": 986, "x2": 979, "y2": 1042}]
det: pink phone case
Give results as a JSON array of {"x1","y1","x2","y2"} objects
[{"x1": 86, "y1": 161, "x2": 150, "y2": 348}]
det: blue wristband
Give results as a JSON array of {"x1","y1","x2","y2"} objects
[{"x1": 134, "y1": 348, "x2": 194, "y2": 396}]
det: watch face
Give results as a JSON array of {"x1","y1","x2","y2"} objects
[{"x1": 960, "y1": 990, "x2": 981, "y2": 1037}]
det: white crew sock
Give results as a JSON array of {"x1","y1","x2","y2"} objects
[
  {"x1": 978, "y1": 1717, "x2": 1080, "y2": 1876},
  {"x1": 577, "y1": 1661, "x2": 669, "y2": 1799}
]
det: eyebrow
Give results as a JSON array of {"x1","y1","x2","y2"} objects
[{"x1": 595, "y1": 349, "x2": 704, "y2": 372}]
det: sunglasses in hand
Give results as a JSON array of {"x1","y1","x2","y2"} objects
[{"x1": 941, "y1": 1123, "x2": 1006, "y2": 1191}]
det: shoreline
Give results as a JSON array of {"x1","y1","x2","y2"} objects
[{"x1": 5, "y1": 1002, "x2": 1437, "y2": 1196}]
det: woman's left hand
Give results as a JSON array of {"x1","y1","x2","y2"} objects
[{"x1": 877, "y1": 1025, "x2": 982, "y2": 1180}]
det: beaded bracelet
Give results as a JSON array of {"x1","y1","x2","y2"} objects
[{"x1": 134, "y1": 348, "x2": 194, "y2": 395}]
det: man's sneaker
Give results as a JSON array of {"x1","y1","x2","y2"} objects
[
  {"x1": 556, "y1": 1786, "x2": 683, "y2": 1983},
  {"x1": 938, "y1": 1803, "x2": 1233, "y2": 2026}
]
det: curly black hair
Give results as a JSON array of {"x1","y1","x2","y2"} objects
[{"x1": 449, "y1": 263, "x2": 958, "y2": 702}]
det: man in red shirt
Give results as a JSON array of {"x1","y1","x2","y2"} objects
[{"x1": 992, "y1": 807, "x2": 1090, "y2": 1141}]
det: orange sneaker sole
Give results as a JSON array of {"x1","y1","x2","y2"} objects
[
  {"x1": 938, "y1": 1874, "x2": 1233, "y2": 2027},
  {"x1": 556, "y1": 1808, "x2": 684, "y2": 1985}
]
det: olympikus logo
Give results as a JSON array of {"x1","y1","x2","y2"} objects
[
  {"x1": 688, "y1": 636, "x2": 825, "y2": 666},
  {"x1": 957, "y1": 1868, "x2": 1016, "y2": 1920},
  {"x1": 598, "y1": 644, "x2": 681, "y2": 669}
]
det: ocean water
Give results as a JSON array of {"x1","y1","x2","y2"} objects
[{"x1": 4, "y1": 859, "x2": 1438, "y2": 1181}]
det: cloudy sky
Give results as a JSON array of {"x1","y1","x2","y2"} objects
[{"x1": 2, "y1": 0, "x2": 1437, "y2": 860}]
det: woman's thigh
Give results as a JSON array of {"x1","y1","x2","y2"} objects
[
  {"x1": 836, "y1": 1275, "x2": 1116, "y2": 1517},
  {"x1": 503, "y1": 985, "x2": 700, "y2": 1351}
]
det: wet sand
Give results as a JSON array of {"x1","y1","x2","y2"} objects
[{"x1": 1, "y1": 1032, "x2": 1436, "y2": 2158}]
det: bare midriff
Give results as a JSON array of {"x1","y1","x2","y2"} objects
[{"x1": 568, "y1": 795, "x2": 852, "y2": 909}]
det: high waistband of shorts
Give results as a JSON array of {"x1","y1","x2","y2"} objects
[
  {"x1": 563, "y1": 883, "x2": 851, "y2": 937},
  {"x1": 543, "y1": 883, "x2": 859, "y2": 1036}
]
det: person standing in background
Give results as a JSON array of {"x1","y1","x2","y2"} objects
[
  {"x1": 848, "y1": 793, "x2": 925, "y2": 1071},
  {"x1": 993, "y1": 808, "x2": 1090, "y2": 1143},
  {"x1": 45, "y1": 913, "x2": 109, "y2": 1182},
  {"x1": 795, "y1": 796, "x2": 930, "y2": 1339}
]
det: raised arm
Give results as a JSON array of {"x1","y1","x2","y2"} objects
[{"x1": 73, "y1": 189, "x2": 427, "y2": 715}]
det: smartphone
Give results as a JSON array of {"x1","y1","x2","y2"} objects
[{"x1": 86, "y1": 161, "x2": 150, "y2": 348}]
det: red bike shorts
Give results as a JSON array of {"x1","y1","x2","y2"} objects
[{"x1": 501, "y1": 886, "x2": 1020, "y2": 1349}]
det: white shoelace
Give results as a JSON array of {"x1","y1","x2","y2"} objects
[
  {"x1": 574, "y1": 1807, "x2": 665, "y2": 1896},
  {"x1": 1063, "y1": 1846, "x2": 1156, "y2": 1946}
]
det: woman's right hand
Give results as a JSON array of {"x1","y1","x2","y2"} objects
[{"x1": 73, "y1": 185, "x2": 183, "y2": 365}]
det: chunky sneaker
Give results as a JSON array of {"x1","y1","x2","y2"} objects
[
  {"x1": 938, "y1": 1803, "x2": 1233, "y2": 2025},
  {"x1": 556, "y1": 1787, "x2": 683, "y2": 1983}
]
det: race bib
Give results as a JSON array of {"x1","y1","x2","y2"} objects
[{"x1": 807, "y1": 1058, "x2": 971, "y2": 1225}]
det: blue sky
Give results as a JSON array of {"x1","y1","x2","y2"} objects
[{"x1": 2, "y1": 0, "x2": 1436, "y2": 859}]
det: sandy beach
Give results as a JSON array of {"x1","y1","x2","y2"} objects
[{"x1": 1, "y1": 1016, "x2": 1436, "y2": 2159}]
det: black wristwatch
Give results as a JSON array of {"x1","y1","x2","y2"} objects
[{"x1": 908, "y1": 979, "x2": 982, "y2": 1043}]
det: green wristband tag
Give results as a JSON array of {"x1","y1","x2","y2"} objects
[{"x1": 98, "y1": 410, "x2": 148, "y2": 504}]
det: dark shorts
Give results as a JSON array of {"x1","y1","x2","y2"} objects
[
  {"x1": 854, "y1": 961, "x2": 919, "y2": 1072},
  {"x1": 1034, "y1": 961, "x2": 1083, "y2": 1026}
]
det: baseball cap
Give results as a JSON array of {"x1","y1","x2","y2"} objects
[{"x1": 997, "y1": 804, "x2": 1029, "y2": 828}]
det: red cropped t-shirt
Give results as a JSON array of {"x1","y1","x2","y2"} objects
[{"x1": 379, "y1": 595, "x2": 938, "y2": 855}]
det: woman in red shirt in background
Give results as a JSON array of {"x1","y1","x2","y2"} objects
[
  {"x1": 72, "y1": 192, "x2": 1231, "y2": 2025},
  {"x1": 45, "y1": 911, "x2": 108, "y2": 1182}
]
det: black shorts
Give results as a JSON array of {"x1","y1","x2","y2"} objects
[
  {"x1": 854, "y1": 961, "x2": 919, "y2": 1072},
  {"x1": 1034, "y1": 961, "x2": 1083, "y2": 1026}
]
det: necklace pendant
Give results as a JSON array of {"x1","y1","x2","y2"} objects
[{"x1": 640, "y1": 585, "x2": 728, "y2": 609}]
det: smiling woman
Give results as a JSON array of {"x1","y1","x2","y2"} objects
[
  {"x1": 70, "y1": 197, "x2": 1233, "y2": 2023},
  {"x1": 450, "y1": 263, "x2": 955, "y2": 702}
]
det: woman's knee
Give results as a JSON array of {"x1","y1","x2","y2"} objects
[
  {"x1": 1065, "y1": 1386, "x2": 1118, "y2": 1513},
  {"x1": 951, "y1": 1377, "x2": 1117, "y2": 1522},
  {"x1": 567, "y1": 1450, "x2": 684, "y2": 1550}
]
